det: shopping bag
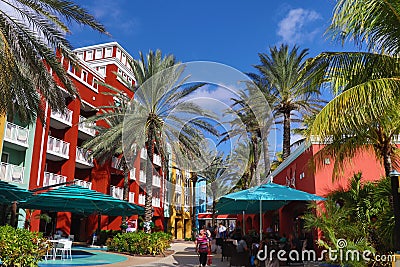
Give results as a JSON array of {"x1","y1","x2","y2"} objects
[{"x1": 207, "y1": 251, "x2": 213, "y2": 265}]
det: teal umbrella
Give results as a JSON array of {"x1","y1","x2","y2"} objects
[
  {"x1": 216, "y1": 183, "x2": 325, "y2": 240},
  {"x1": 19, "y1": 185, "x2": 144, "y2": 216},
  {"x1": 0, "y1": 180, "x2": 32, "y2": 204}
]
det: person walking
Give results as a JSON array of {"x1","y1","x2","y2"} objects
[{"x1": 195, "y1": 229, "x2": 211, "y2": 267}]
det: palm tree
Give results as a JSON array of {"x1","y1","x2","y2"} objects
[
  {"x1": 111, "y1": 50, "x2": 216, "y2": 231},
  {"x1": 250, "y1": 44, "x2": 325, "y2": 160},
  {"x1": 0, "y1": 0, "x2": 106, "y2": 123}
]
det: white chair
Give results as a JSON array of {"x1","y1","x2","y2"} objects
[
  {"x1": 55, "y1": 240, "x2": 72, "y2": 260},
  {"x1": 44, "y1": 242, "x2": 56, "y2": 261},
  {"x1": 68, "y1": 235, "x2": 74, "y2": 241}
]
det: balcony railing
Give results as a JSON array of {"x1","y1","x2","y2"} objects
[
  {"x1": 43, "y1": 172, "x2": 67, "y2": 187},
  {"x1": 152, "y1": 197, "x2": 161, "y2": 207},
  {"x1": 138, "y1": 194, "x2": 145, "y2": 205},
  {"x1": 152, "y1": 175, "x2": 161, "y2": 187},
  {"x1": 111, "y1": 156, "x2": 123, "y2": 170},
  {"x1": 140, "y1": 148, "x2": 147, "y2": 160},
  {"x1": 128, "y1": 192, "x2": 135, "y2": 203},
  {"x1": 153, "y1": 154, "x2": 161, "y2": 166},
  {"x1": 50, "y1": 109, "x2": 73, "y2": 126},
  {"x1": 129, "y1": 168, "x2": 136, "y2": 180},
  {"x1": 78, "y1": 116, "x2": 96, "y2": 136},
  {"x1": 47, "y1": 136, "x2": 70, "y2": 159},
  {"x1": 4, "y1": 122, "x2": 29, "y2": 148},
  {"x1": 0, "y1": 162, "x2": 24, "y2": 183},
  {"x1": 110, "y1": 185, "x2": 123, "y2": 200},
  {"x1": 139, "y1": 170, "x2": 146, "y2": 183},
  {"x1": 74, "y1": 179, "x2": 92, "y2": 189},
  {"x1": 76, "y1": 147, "x2": 93, "y2": 166}
]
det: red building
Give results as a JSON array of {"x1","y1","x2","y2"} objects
[
  {"x1": 26, "y1": 42, "x2": 164, "y2": 241},
  {"x1": 237, "y1": 140, "x2": 387, "y2": 240}
]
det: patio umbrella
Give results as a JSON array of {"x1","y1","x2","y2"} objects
[
  {"x1": 0, "y1": 180, "x2": 32, "y2": 204},
  {"x1": 215, "y1": 183, "x2": 325, "y2": 240},
  {"x1": 19, "y1": 185, "x2": 144, "y2": 216}
]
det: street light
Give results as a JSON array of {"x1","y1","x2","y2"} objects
[{"x1": 389, "y1": 169, "x2": 400, "y2": 252}]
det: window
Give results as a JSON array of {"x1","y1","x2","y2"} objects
[
  {"x1": 1, "y1": 153, "x2": 9, "y2": 163},
  {"x1": 92, "y1": 78, "x2": 98, "y2": 90},
  {"x1": 95, "y1": 48, "x2": 103, "y2": 59},
  {"x1": 77, "y1": 52, "x2": 84, "y2": 60},
  {"x1": 116, "y1": 48, "x2": 121, "y2": 60},
  {"x1": 68, "y1": 62, "x2": 75, "y2": 74},
  {"x1": 81, "y1": 70, "x2": 88, "y2": 82},
  {"x1": 98, "y1": 66, "x2": 106, "y2": 75},
  {"x1": 105, "y1": 47, "x2": 112, "y2": 57},
  {"x1": 86, "y1": 51, "x2": 93, "y2": 60}
]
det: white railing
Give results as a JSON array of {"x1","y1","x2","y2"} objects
[
  {"x1": 175, "y1": 184, "x2": 182, "y2": 194},
  {"x1": 129, "y1": 192, "x2": 135, "y2": 203},
  {"x1": 129, "y1": 168, "x2": 136, "y2": 180},
  {"x1": 152, "y1": 197, "x2": 161, "y2": 207},
  {"x1": 152, "y1": 175, "x2": 161, "y2": 187},
  {"x1": 110, "y1": 185, "x2": 123, "y2": 200},
  {"x1": 43, "y1": 172, "x2": 67, "y2": 187},
  {"x1": 50, "y1": 109, "x2": 73, "y2": 126},
  {"x1": 140, "y1": 148, "x2": 147, "y2": 159},
  {"x1": 139, "y1": 170, "x2": 146, "y2": 183},
  {"x1": 76, "y1": 147, "x2": 93, "y2": 166},
  {"x1": 111, "y1": 156, "x2": 123, "y2": 170},
  {"x1": 0, "y1": 162, "x2": 24, "y2": 183},
  {"x1": 78, "y1": 115, "x2": 96, "y2": 136},
  {"x1": 4, "y1": 122, "x2": 29, "y2": 147},
  {"x1": 74, "y1": 179, "x2": 92, "y2": 189},
  {"x1": 138, "y1": 194, "x2": 145, "y2": 205},
  {"x1": 47, "y1": 136, "x2": 70, "y2": 159},
  {"x1": 153, "y1": 154, "x2": 161, "y2": 166}
]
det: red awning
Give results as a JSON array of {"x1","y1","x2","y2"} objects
[{"x1": 198, "y1": 213, "x2": 237, "y2": 219}]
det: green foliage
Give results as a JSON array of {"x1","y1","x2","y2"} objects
[
  {"x1": 107, "y1": 231, "x2": 173, "y2": 256},
  {"x1": 303, "y1": 174, "x2": 394, "y2": 266},
  {"x1": 0, "y1": 225, "x2": 48, "y2": 266},
  {"x1": 98, "y1": 230, "x2": 121, "y2": 246}
]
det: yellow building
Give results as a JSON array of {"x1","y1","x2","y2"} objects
[
  {"x1": 166, "y1": 167, "x2": 193, "y2": 240},
  {"x1": 0, "y1": 115, "x2": 5, "y2": 154}
]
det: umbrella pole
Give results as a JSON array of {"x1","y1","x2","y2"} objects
[
  {"x1": 259, "y1": 199, "x2": 262, "y2": 242},
  {"x1": 242, "y1": 210, "x2": 245, "y2": 236}
]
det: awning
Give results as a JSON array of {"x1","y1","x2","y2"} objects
[
  {"x1": 19, "y1": 185, "x2": 144, "y2": 216},
  {"x1": 0, "y1": 180, "x2": 32, "y2": 204}
]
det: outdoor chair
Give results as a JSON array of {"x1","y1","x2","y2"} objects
[
  {"x1": 55, "y1": 240, "x2": 72, "y2": 260},
  {"x1": 68, "y1": 235, "x2": 74, "y2": 241}
]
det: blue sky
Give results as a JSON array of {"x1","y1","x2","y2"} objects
[{"x1": 70, "y1": 0, "x2": 356, "y2": 74}]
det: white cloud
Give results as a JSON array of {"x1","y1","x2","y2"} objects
[{"x1": 277, "y1": 8, "x2": 322, "y2": 44}]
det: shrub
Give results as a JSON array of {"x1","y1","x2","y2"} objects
[
  {"x1": 0, "y1": 225, "x2": 48, "y2": 266},
  {"x1": 107, "y1": 231, "x2": 172, "y2": 256}
]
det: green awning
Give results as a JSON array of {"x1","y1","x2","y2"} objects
[
  {"x1": 0, "y1": 180, "x2": 32, "y2": 204},
  {"x1": 19, "y1": 185, "x2": 144, "y2": 216}
]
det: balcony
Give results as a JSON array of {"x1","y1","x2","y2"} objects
[
  {"x1": 111, "y1": 156, "x2": 123, "y2": 170},
  {"x1": 153, "y1": 154, "x2": 161, "y2": 166},
  {"x1": 3, "y1": 122, "x2": 29, "y2": 150},
  {"x1": 129, "y1": 168, "x2": 136, "y2": 180},
  {"x1": 0, "y1": 162, "x2": 24, "y2": 184},
  {"x1": 110, "y1": 185, "x2": 123, "y2": 200},
  {"x1": 74, "y1": 179, "x2": 92, "y2": 189},
  {"x1": 152, "y1": 197, "x2": 161, "y2": 207},
  {"x1": 140, "y1": 148, "x2": 147, "y2": 160},
  {"x1": 128, "y1": 192, "x2": 135, "y2": 203},
  {"x1": 152, "y1": 175, "x2": 161, "y2": 187},
  {"x1": 138, "y1": 194, "x2": 145, "y2": 205},
  {"x1": 43, "y1": 172, "x2": 67, "y2": 187},
  {"x1": 76, "y1": 147, "x2": 93, "y2": 168},
  {"x1": 50, "y1": 109, "x2": 73, "y2": 129},
  {"x1": 78, "y1": 115, "x2": 96, "y2": 139},
  {"x1": 139, "y1": 170, "x2": 146, "y2": 183},
  {"x1": 46, "y1": 136, "x2": 69, "y2": 161}
]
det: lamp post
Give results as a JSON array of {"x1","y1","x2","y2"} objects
[{"x1": 389, "y1": 169, "x2": 400, "y2": 252}]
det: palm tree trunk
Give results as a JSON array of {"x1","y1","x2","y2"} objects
[
  {"x1": 382, "y1": 145, "x2": 392, "y2": 178},
  {"x1": 261, "y1": 127, "x2": 271, "y2": 177},
  {"x1": 282, "y1": 111, "x2": 291, "y2": 160},
  {"x1": 144, "y1": 130, "x2": 155, "y2": 232},
  {"x1": 252, "y1": 135, "x2": 259, "y2": 185},
  {"x1": 191, "y1": 173, "x2": 198, "y2": 234}
]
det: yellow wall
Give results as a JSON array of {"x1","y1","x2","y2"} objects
[{"x1": 0, "y1": 115, "x2": 5, "y2": 154}]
